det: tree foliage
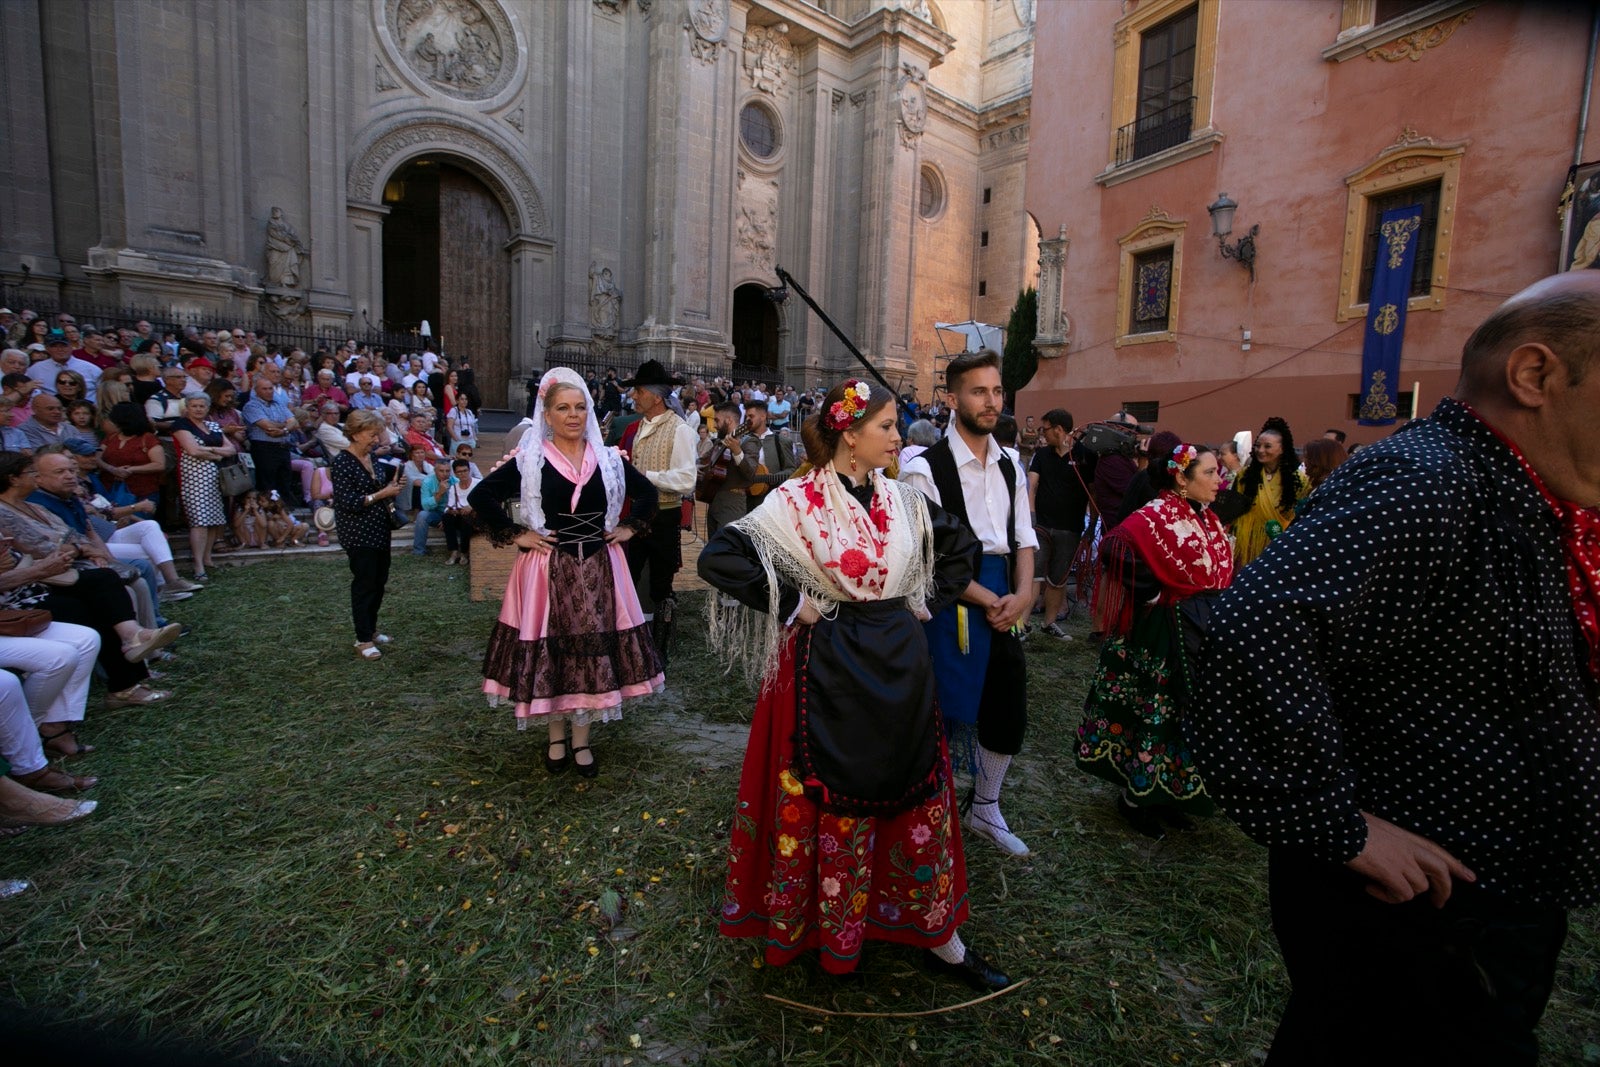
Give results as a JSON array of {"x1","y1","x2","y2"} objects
[{"x1": 1001, "y1": 286, "x2": 1039, "y2": 407}]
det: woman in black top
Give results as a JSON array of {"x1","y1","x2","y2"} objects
[
  {"x1": 468, "y1": 369, "x2": 663, "y2": 779},
  {"x1": 331, "y1": 410, "x2": 402, "y2": 660}
]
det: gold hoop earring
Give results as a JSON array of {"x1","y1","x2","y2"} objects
[
  {"x1": 1178, "y1": 483, "x2": 1189, "y2": 499},
  {"x1": 850, "y1": 445, "x2": 858, "y2": 473}
]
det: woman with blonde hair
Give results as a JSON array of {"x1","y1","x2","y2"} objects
[{"x1": 330, "y1": 409, "x2": 403, "y2": 659}]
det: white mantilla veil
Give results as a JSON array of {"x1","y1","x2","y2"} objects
[{"x1": 515, "y1": 367, "x2": 626, "y2": 534}]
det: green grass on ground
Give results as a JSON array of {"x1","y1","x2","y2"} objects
[{"x1": 2, "y1": 555, "x2": 1596, "y2": 1065}]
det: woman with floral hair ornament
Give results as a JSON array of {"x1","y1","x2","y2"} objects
[
  {"x1": 698, "y1": 378, "x2": 1014, "y2": 991},
  {"x1": 1075, "y1": 432, "x2": 1235, "y2": 839},
  {"x1": 468, "y1": 368, "x2": 664, "y2": 778}
]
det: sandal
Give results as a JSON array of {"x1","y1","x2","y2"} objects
[
  {"x1": 373, "y1": 634, "x2": 393, "y2": 646},
  {"x1": 105, "y1": 684, "x2": 172, "y2": 709},
  {"x1": 11, "y1": 766, "x2": 98, "y2": 795},
  {"x1": 122, "y1": 623, "x2": 182, "y2": 663},
  {"x1": 355, "y1": 642, "x2": 382, "y2": 660},
  {"x1": 191, "y1": 572, "x2": 210, "y2": 582},
  {"x1": 39, "y1": 724, "x2": 94, "y2": 759},
  {"x1": 0, "y1": 780, "x2": 97, "y2": 828}
]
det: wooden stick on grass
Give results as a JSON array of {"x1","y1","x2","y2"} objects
[{"x1": 762, "y1": 977, "x2": 1031, "y2": 1018}]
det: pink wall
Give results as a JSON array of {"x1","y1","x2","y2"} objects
[{"x1": 1022, "y1": 1, "x2": 1600, "y2": 446}]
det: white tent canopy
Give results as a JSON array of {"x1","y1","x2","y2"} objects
[{"x1": 934, "y1": 320, "x2": 1005, "y2": 355}]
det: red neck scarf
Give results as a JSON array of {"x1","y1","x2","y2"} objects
[
  {"x1": 1466, "y1": 402, "x2": 1600, "y2": 683},
  {"x1": 1092, "y1": 490, "x2": 1235, "y2": 636}
]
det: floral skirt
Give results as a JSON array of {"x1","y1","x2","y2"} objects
[
  {"x1": 721, "y1": 633, "x2": 968, "y2": 973},
  {"x1": 482, "y1": 543, "x2": 664, "y2": 724},
  {"x1": 1075, "y1": 605, "x2": 1214, "y2": 811}
]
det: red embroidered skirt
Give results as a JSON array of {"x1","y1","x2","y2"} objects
[{"x1": 720, "y1": 634, "x2": 969, "y2": 973}]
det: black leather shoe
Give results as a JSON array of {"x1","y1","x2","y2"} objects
[
  {"x1": 572, "y1": 745, "x2": 598, "y2": 779},
  {"x1": 1116, "y1": 795, "x2": 1166, "y2": 840},
  {"x1": 923, "y1": 947, "x2": 1011, "y2": 992},
  {"x1": 545, "y1": 740, "x2": 570, "y2": 775}
]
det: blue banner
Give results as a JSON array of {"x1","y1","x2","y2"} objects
[{"x1": 1358, "y1": 203, "x2": 1424, "y2": 425}]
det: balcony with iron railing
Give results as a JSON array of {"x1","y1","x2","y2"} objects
[{"x1": 1115, "y1": 96, "x2": 1195, "y2": 167}]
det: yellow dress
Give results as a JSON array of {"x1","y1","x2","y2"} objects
[{"x1": 1231, "y1": 468, "x2": 1307, "y2": 567}]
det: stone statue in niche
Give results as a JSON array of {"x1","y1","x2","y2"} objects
[
  {"x1": 743, "y1": 24, "x2": 795, "y2": 95},
  {"x1": 589, "y1": 263, "x2": 622, "y2": 345},
  {"x1": 394, "y1": 0, "x2": 505, "y2": 98},
  {"x1": 264, "y1": 207, "x2": 310, "y2": 290},
  {"x1": 896, "y1": 62, "x2": 928, "y2": 146},
  {"x1": 906, "y1": 0, "x2": 933, "y2": 21}
]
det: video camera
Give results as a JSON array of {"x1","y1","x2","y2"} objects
[{"x1": 1077, "y1": 418, "x2": 1151, "y2": 458}]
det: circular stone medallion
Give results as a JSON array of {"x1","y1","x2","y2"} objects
[{"x1": 387, "y1": 0, "x2": 517, "y2": 102}]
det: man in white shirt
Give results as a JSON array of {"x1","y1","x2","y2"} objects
[
  {"x1": 28, "y1": 332, "x2": 102, "y2": 401},
  {"x1": 900, "y1": 349, "x2": 1037, "y2": 858},
  {"x1": 619, "y1": 360, "x2": 698, "y2": 663}
]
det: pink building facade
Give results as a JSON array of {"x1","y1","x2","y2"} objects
[{"x1": 1020, "y1": 0, "x2": 1600, "y2": 447}]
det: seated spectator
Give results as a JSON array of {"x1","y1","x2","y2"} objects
[
  {"x1": 452, "y1": 443, "x2": 483, "y2": 481},
  {"x1": 413, "y1": 455, "x2": 453, "y2": 556},
  {"x1": 0, "y1": 349, "x2": 27, "y2": 377},
  {"x1": 403, "y1": 411, "x2": 444, "y2": 460},
  {"x1": 0, "y1": 397, "x2": 27, "y2": 451},
  {"x1": 66, "y1": 400, "x2": 97, "y2": 437},
  {"x1": 53, "y1": 369, "x2": 89, "y2": 410},
  {"x1": 28, "y1": 332, "x2": 101, "y2": 400},
  {"x1": 17, "y1": 393, "x2": 91, "y2": 451},
  {"x1": 2, "y1": 373, "x2": 40, "y2": 425},
  {"x1": 96, "y1": 403, "x2": 164, "y2": 505},
  {"x1": 94, "y1": 365, "x2": 133, "y2": 423},
  {"x1": 350, "y1": 377, "x2": 386, "y2": 412},
  {"x1": 383, "y1": 382, "x2": 410, "y2": 430},
  {"x1": 441, "y1": 458, "x2": 476, "y2": 566},
  {"x1": 0, "y1": 452, "x2": 178, "y2": 707},
  {"x1": 186, "y1": 356, "x2": 218, "y2": 397},
  {"x1": 303, "y1": 369, "x2": 349, "y2": 413},
  {"x1": 408, "y1": 380, "x2": 435, "y2": 421},
  {"x1": 128, "y1": 352, "x2": 162, "y2": 406},
  {"x1": 447, "y1": 401, "x2": 478, "y2": 452},
  {"x1": 315, "y1": 403, "x2": 352, "y2": 459},
  {"x1": 400, "y1": 444, "x2": 433, "y2": 520},
  {"x1": 0, "y1": 609, "x2": 102, "y2": 793}
]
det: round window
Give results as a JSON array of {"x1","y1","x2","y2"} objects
[
  {"x1": 919, "y1": 166, "x2": 944, "y2": 219},
  {"x1": 739, "y1": 102, "x2": 780, "y2": 160}
]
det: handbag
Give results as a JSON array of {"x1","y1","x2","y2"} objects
[
  {"x1": 0, "y1": 608, "x2": 51, "y2": 636},
  {"x1": 218, "y1": 458, "x2": 254, "y2": 497}
]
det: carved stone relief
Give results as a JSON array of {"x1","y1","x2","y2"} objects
[
  {"x1": 375, "y1": 61, "x2": 401, "y2": 92},
  {"x1": 1366, "y1": 10, "x2": 1473, "y2": 62},
  {"x1": 505, "y1": 106, "x2": 525, "y2": 133},
  {"x1": 1035, "y1": 225, "x2": 1070, "y2": 351},
  {"x1": 735, "y1": 170, "x2": 780, "y2": 274},
  {"x1": 387, "y1": 0, "x2": 516, "y2": 101},
  {"x1": 896, "y1": 63, "x2": 928, "y2": 147},
  {"x1": 743, "y1": 24, "x2": 795, "y2": 95},
  {"x1": 686, "y1": 0, "x2": 728, "y2": 65}
]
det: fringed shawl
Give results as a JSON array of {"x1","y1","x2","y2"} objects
[{"x1": 1092, "y1": 490, "x2": 1235, "y2": 637}]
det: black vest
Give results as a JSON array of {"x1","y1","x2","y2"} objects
[{"x1": 922, "y1": 436, "x2": 1018, "y2": 563}]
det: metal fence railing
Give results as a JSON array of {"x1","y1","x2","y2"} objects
[{"x1": 1114, "y1": 95, "x2": 1195, "y2": 166}]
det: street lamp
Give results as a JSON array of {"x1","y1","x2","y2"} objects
[{"x1": 1208, "y1": 193, "x2": 1259, "y2": 282}]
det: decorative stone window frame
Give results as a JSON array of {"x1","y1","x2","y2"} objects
[
  {"x1": 737, "y1": 97, "x2": 786, "y2": 170},
  {"x1": 1324, "y1": 1, "x2": 1478, "y2": 63},
  {"x1": 1115, "y1": 208, "x2": 1186, "y2": 348},
  {"x1": 1335, "y1": 135, "x2": 1465, "y2": 322},
  {"x1": 1101, "y1": 0, "x2": 1221, "y2": 177},
  {"x1": 917, "y1": 163, "x2": 947, "y2": 223}
]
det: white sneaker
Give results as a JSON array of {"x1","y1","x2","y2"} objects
[
  {"x1": 963, "y1": 809, "x2": 1030, "y2": 857},
  {"x1": 1041, "y1": 623, "x2": 1073, "y2": 642}
]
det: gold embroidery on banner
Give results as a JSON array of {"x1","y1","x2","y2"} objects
[
  {"x1": 1359, "y1": 371, "x2": 1399, "y2": 421},
  {"x1": 1381, "y1": 216, "x2": 1422, "y2": 268},
  {"x1": 1373, "y1": 303, "x2": 1400, "y2": 336}
]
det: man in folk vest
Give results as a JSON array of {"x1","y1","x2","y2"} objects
[
  {"x1": 900, "y1": 349, "x2": 1037, "y2": 857},
  {"x1": 737, "y1": 396, "x2": 797, "y2": 512},
  {"x1": 620, "y1": 360, "x2": 699, "y2": 662}
]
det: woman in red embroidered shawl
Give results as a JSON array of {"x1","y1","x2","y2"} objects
[
  {"x1": 698, "y1": 379, "x2": 1012, "y2": 991},
  {"x1": 1076, "y1": 433, "x2": 1234, "y2": 839}
]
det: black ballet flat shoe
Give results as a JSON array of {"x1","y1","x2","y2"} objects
[
  {"x1": 923, "y1": 947, "x2": 1012, "y2": 992},
  {"x1": 571, "y1": 745, "x2": 598, "y2": 779},
  {"x1": 1116, "y1": 795, "x2": 1167, "y2": 840},
  {"x1": 545, "y1": 739, "x2": 570, "y2": 775},
  {"x1": 1157, "y1": 808, "x2": 1196, "y2": 832}
]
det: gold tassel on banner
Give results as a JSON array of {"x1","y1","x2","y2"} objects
[{"x1": 956, "y1": 604, "x2": 970, "y2": 655}]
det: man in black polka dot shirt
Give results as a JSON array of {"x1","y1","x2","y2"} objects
[{"x1": 1190, "y1": 271, "x2": 1600, "y2": 1066}]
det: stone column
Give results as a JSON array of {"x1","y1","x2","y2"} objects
[
  {"x1": 0, "y1": 0, "x2": 64, "y2": 288},
  {"x1": 507, "y1": 233, "x2": 556, "y2": 412},
  {"x1": 346, "y1": 202, "x2": 390, "y2": 337},
  {"x1": 304, "y1": 0, "x2": 355, "y2": 328}
]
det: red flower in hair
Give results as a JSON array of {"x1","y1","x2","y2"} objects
[{"x1": 838, "y1": 549, "x2": 870, "y2": 579}]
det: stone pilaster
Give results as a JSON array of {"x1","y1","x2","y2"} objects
[{"x1": 0, "y1": 0, "x2": 64, "y2": 287}]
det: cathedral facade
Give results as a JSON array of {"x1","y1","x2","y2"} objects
[{"x1": 0, "y1": 0, "x2": 1034, "y2": 409}]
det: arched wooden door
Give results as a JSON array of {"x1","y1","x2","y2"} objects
[{"x1": 438, "y1": 167, "x2": 511, "y2": 408}]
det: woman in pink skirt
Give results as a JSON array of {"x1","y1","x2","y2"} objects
[{"x1": 468, "y1": 368, "x2": 664, "y2": 777}]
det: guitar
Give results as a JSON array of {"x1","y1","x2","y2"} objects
[{"x1": 695, "y1": 442, "x2": 734, "y2": 504}]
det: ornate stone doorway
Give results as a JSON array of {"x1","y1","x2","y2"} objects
[
  {"x1": 731, "y1": 283, "x2": 780, "y2": 373},
  {"x1": 381, "y1": 158, "x2": 511, "y2": 406}
]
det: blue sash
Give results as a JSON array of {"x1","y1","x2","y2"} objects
[{"x1": 924, "y1": 554, "x2": 1010, "y2": 726}]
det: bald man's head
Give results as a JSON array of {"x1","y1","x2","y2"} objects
[{"x1": 1458, "y1": 270, "x2": 1600, "y2": 399}]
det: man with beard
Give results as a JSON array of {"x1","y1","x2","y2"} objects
[
  {"x1": 619, "y1": 360, "x2": 698, "y2": 663},
  {"x1": 703, "y1": 402, "x2": 753, "y2": 539},
  {"x1": 900, "y1": 349, "x2": 1037, "y2": 857},
  {"x1": 736, "y1": 396, "x2": 796, "y2": 512}
]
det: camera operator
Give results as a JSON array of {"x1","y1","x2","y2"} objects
[{"x1": 1088, "y1": 412, "x2": 1143, "y2": 527}]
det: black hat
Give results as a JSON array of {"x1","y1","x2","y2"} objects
[{"x1": 619, "y1": 360, "x2": 682, "y2": 388}]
